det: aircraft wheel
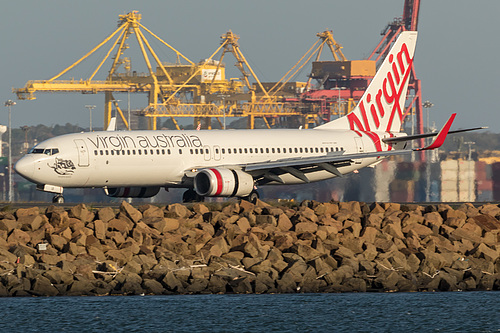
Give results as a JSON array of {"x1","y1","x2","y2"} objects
[
  {"x1": 244, "y1": 190, "x2": 259, "y2": 204},
  {"x1": 53, "y1": 195, "x2": 64, "y2": 204}
]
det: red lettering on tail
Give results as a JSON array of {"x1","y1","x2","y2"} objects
[{"x1": 347, "y1": 41, "x2": 413, "y2": 152}]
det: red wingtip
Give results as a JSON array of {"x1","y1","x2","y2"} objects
[{"x1": 416, "y1": 113, "x2": 456, "y2": 151}]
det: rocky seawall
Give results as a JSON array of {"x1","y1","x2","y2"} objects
[{"x1": 0, "y1": 200, "x2": 499, "y2": 296}]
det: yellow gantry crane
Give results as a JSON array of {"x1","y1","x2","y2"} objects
[{"x1": 13, "y1": 12, "x2": 301, "y2": 130}]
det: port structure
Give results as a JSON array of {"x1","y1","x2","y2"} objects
[
  {"x1": 14, "y1": 2, "x2": 423, "y2": 135},
  {"x1": 282, "y1": 30, "x2": 376, "y2": 126},
  {"x1": 13, "y1": 11, "x2": 313, "y2": 130}
]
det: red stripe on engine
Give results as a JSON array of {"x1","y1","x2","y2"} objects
[{"x1": 211, "y1": 169, "x2": 223, "y2": 196}]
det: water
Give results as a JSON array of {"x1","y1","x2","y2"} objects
[{"x1": 0, "y1": 292, "x2": 498, "y2": 332}]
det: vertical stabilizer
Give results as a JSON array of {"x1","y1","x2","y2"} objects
[{"x1": 315, "y1": 31, "x2": 417, "y2": 133}]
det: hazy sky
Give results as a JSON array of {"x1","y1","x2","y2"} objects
[{"x1": 1, "y1": 0, "x2": 499, "y2": 132}]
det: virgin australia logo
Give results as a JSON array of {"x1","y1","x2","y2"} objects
[{"x1": 48, "y1": 158, "x2": 76, "y2": 175}]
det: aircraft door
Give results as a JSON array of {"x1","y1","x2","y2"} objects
[
  {"x1": 203, "y1": 145, "x2": 211, "y2": 161},
  {"x1": 74, "y1": 139, "x2": 90, "y2": 167},
  {"x1": 214, "y1": 145, "x2": 221, "y2": 161},
  {"x1": 354, "y1": 137, "x2": 364, "y2": 164}
]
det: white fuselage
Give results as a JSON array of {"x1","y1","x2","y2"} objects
[{"x1": 14, "y1": 128, "x2": 400, "y2": 190}]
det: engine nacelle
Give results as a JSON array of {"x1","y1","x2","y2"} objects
[
  {"x1": 194, "y1": 168, "x2": 254, "y2": 197},
  {"x1": 105, "y1": 186, "x2": 160, "y2": 198}
]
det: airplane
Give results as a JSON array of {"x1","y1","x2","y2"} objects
[{"x1": 14, "y1": 31, "x2": 483, "y2": 203}]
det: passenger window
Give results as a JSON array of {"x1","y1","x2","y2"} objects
[
  {"x1": 106, "y1": 150, "x2": 109, "y2": 155},
  {"x1": 277, "y1": 148, "x2": 280, "y2": 153},
  {"x1": 94, "y1": 150, "x2": 98, "y2": 155},
  {"x1": 168, "y1": 149, "x2": 171, "y2": 155},
  {"x1": 157, "y1": 149, "x2": 160, "y2": 154},
  {"x1": 320, "y1": 148, "x2": 324, "y2": 153},
  {"x1": 305, "y1": 148, "x2": 308, "y2": 153},
  {"x1": 150, "y1": 149, "x2": 154, "y2": 155},
  {"x1": 294, "y1": 148, "x2": 298, "y2": 153},
  {"x1": 239, "y1": 148, "x2": 242, "y2": 154},
  {"x1": 162, "y1": 149, "x2": 165, "y2": 154},
  {"x1": 260, "y1": 148, "x2": 264, "y2": 153},
  {"x1": 205, "y1": 149, "x2": 209, "y2": 154},
  {"x1": 133, "y1": 150, "x2": 136, "y2": 155},
  {"x1": 244, "y1": 148, "x2": 248, "y2": 154},
  {"x1": 271, "y1": 148, "x2": 275, "y2": 153},
  {"x1": 190, "y1": 149, "x2": 193, "y2": 154},
  {"x1": 144, "y1": 150, "x2": 148, "y2": 155},
  {"x1": 299, "y1": 148, "x2": 303, "y2": 153},
  {"x1": 100, "y1": 150, "x2": 103, "y2": 155},
  {"x1": 249, "y1": 148, "x2": 253, "y2": 153},
  {"x1": 228, "y1": 149, "x2": 231, "y2": 154},
  {"x1": 222, "y1": 148, "x2": 225, "y2": 154},
  {"x1": 216, "y1": 148, "x2": 219, "y2": 154},
  {"x1": 179, "y1": 149, "x2": 183, "y2": 154},
  {"x1": 315, "y1": 147, "x2": 319, "y2": 153},
  {"x1": 138, "y1": 150, "x2": 142, "y2": 155}
]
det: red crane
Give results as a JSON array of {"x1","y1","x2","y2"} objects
[{"x1": 368, "y1": 0, "x2": 424, "y2": 159}]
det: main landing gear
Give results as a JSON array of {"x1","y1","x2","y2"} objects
[
  {"x1": 52, "y1": 194, "x2": 65, "y2": 204},
  {"x1": 182, "y1": 189, "x2": 204, "y2": 203},
  {"x1": 182, "y1": 188, "x2": 260, "y2": 203},
  {"x1": 242, "y1": 190, "x2": 259, "y2": 204}
]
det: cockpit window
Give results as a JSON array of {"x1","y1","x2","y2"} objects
[{"x1": 28, "y1": 148, "x2": 59, "y2": 155}]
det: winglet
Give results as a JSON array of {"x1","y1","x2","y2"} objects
[{"x1": 415, "y1": 113, "x2": 456, "y2": 151}]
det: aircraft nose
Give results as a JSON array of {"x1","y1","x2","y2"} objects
[{"x1": 14, "y1": 156, "x2": 35, "y2": 181}]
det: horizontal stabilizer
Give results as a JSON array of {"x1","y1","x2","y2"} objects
[{"x1": 383, "y1": 126, "x2": 487, "y2": 144}]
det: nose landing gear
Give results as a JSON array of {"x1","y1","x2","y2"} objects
[{"x1": 52, "y1": 194, "x2": 65, "y2": 204}]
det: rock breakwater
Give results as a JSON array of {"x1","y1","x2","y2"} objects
[{"x1": 0, "y1": 200, "x2": 499, "y2": 296}]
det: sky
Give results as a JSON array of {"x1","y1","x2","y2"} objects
[{"x1": 1, "y1": 0, "x2": 499, "y2": 132}]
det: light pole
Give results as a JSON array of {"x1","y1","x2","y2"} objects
[
  {"x1": 464, "y1": 141, "x2": 475, "y2": 202},
  {"x1": 4, "y1": 100, "x2": 15, "y2": 202},
  {"x1": 218, "y1": 95, "x2": 230, "y2": 129},
  {"x1": 422, "y1": 100, "x2": 434, "y2": 202},
  {"x1": 333, "y1": 87, "x2": 346, "y2": 118},
  {"x1": 85, "y1": 105, "x2": 96, "y2": 131},
  {"x1": 422, "y1": 101, "x2": 434, "y2": 136}
]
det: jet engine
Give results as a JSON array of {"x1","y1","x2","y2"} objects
[
  {"x1": 194, "y1": 168, "x2": 254, "y2": 197},
  {"x1": 105, "y1": 186, "x2": 160, "y2": 198}
]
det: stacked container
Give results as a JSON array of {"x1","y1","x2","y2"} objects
[
  {"x1": 475, "y1": 161, "x2": 492, "y2": 201},
  {"x1": 440, "y1": 160, "x2": 459, "y2": 202}
]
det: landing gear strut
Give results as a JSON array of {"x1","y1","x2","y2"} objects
[
  {"x1": 52, "y1": 194, "x2": 65, "y2": 204},
  {"x1": 182, "y1": 189, "x2": 204, "y2": 203}
]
